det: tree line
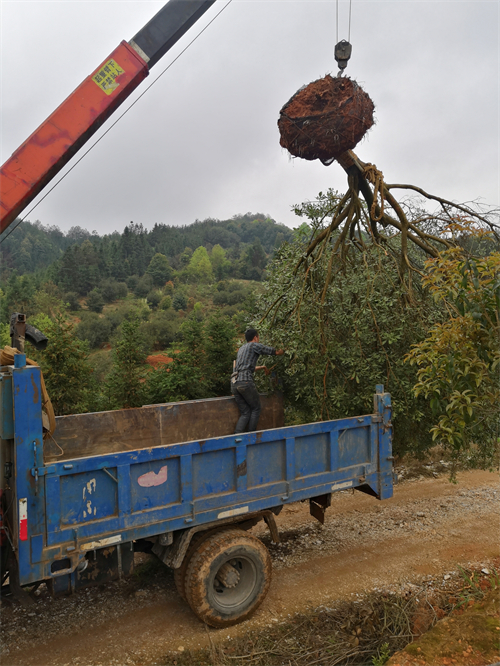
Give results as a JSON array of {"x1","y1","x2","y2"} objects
[{"x1": 1, "y1": 194, "x2": 498, "y2": 475}]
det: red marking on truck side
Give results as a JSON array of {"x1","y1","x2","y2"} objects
[
  {"x1": 19, "y1": 498, "x2": 28, "y2": 541},
  {"x1": 137, "y1": 466, "x2": 168, "y2": 488}
]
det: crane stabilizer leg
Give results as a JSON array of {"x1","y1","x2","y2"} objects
[{"x1": 0, "y1": 0, "x2": 217, "y2": 236}]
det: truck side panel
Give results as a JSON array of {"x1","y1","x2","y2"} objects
[
  {"x1": 1, "y1": 362, "x2": 392, "y2": 587},
  {"x1": 37, "y1": 411, "x2": 390, "y2": 585}
]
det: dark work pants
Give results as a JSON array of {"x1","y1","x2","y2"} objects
[{"x1": 231, "y1": 381, "x2": 261, "y2": 433}]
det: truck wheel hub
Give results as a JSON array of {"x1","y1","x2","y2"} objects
[{"x1": 216, "y1": 561, "x2": 240, "y2": 588}]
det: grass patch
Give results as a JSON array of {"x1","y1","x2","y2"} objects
[{"x1": 161, "y1": 564, "x2": 499, "y2": 666}]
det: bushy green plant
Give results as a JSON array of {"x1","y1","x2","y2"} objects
[
  {"x1": 146, "y1": 313, "x2": 238, "y2": 404},
  {"x1": 146, "y1": 316, "x2": 207, "y2": 403},
  {"x1": 146, "y1": 289, "x2": 162, "y2": 310},
  {"x1": 76, "y1": 312, "x2": 113, "y2": 349},
  {"x1": 146, "y1": 253, "x2": 172, "y2": 286},
  {"x1": 140, "y1": 310, "x2": 180, "y2": 351},
  {"x1": 64, "y1": 292, "x2": 81, "y2": 311},
  {"x1": 28, "y1": 314, "x2": 93, "y2": 416},
  {"x1": 159, "y1": 295, "x2": 172, "y2": 310},
  {"x1": 100, "y1": 278, "x2": 127, "y2": 303},
  {"x1": 0, "y1": 322, "x2": 11, "y2": 347},
  {"x1": 134, "y1": 273, "x2": 153, "y2": 298},
  {"x1": 172, "y1": 292, "x2": 188, "y2": 311},
  {"x1": 255, "y1": 238, "x2": 443, "y2": 457},
  {"x1": 406, "y1": 247, "x2": 500, "y2": 471},
  {"x1": 86, "y1": 288, "x2": 105, "y2": 313},
  {"x1": 204, "y1": 313, "x2": 238, "y2": 395},
  {"x1": 106, "y1": 315, "x2": 147, "y2": 409}
]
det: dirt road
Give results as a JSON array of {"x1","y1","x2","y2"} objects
[{"x1": 1, "y1": 470, "x2": 498, "y2": 666}]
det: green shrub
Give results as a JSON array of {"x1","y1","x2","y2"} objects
[
  {"x1": 76, "y1": 312, "x2": 112, "y2": 349},
  {"x1": 146, "y1": 290, "x2": 162, "y2": 310},
  {"x1": 159, "y1": 295, "x2": 172, "y2": 310},
  {"x1": 173, "y1": 292, "x2": 188, "y2": 311},
  {"x1": 86, "y1": 288, "x2": 105, "y2": 313}
]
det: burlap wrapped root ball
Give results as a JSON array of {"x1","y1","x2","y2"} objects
[{"x1": 278, "y1": 75, "x2": 375, "y2": 164}]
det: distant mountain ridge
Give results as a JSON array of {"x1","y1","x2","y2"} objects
[{"x1": 1, "y1": 214, "x2": 293, "y2": 277}]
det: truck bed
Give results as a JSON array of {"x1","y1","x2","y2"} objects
[{"x1": 0, "y1": 358, "x2": 392, "y2": 589}]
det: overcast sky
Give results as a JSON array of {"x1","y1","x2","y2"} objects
[{"x1": 0, "y1": 0, "x2": 498, "y2": 237}]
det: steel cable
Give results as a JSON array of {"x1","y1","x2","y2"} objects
[{"x1": 0, "y1": 0, "x2": 233, "y2": 244}]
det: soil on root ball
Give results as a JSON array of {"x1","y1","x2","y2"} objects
[{"x1": 278, "y1": 75, "x2": 375, "y2": 164}]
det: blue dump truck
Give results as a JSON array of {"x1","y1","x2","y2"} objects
[{"x1": 0, "y1": 351, "x2": 394, "y2": 627}]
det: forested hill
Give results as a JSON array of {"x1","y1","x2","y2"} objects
[{"x1": 1, "y1": 213, "x2": 293, "y2": 277}]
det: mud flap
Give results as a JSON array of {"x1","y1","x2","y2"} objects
[{"x1": 309, "y1": 494, "x2": 332, "y2": 525}]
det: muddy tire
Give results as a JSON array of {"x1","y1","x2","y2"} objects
[
  {"x1": 174, "y1": 528, "x2": 222, "y2": 601},
  {"x1": 184, "y1": 528, "x2": 272, "y2": 627}
]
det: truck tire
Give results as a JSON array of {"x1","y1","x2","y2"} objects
[
  {"x1": 174, "y1": 528, "x2": 223, "y2": 601},
  {"x1": 184, "y1": 528, "x2": 272, "y2": 627}
]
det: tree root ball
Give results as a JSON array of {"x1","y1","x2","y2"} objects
[{"x1": 278, "y1": 75, "x2": 375, "y2": 164}]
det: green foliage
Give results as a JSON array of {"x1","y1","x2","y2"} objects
[
  {"x1": 213, "y1": 284, "x2": 251, "y2": 307},
  {"x1": 210, "y1": 244, "x2": 231, "y2": 281},
  {"x1": 76, "y1": 313, "x2": 113, "y2": 349},
  {"x1": 0, "y1": 272, "x2": 37, "y2": 320},
  {"x1": 31, "y1": 282, "x2": 66, "y2": 317},
  {"x1": 146, "y1": 313, "x2": 238, "y2": 404},
  {"x1": 172, "y1": 292, "x2": 188, "y2": 311},
  {"x1": 140, "y1": 310, "x2": 180, "y2": 351},
  {"x1": 85, "y1": 288, "x2": 105, "y2": 313},
  {"x1": 0, "y1": 322, "x2": 10, "y2": 347},
  {"x1": 159, "y1": 295, "x2": 172, "y2": 310},
  {"x1": 146, "y1": 290, "x2": 162, "y2": 310},
  {"x1": 180, "y1": 247, "x2": 193, "y2": 266},
  {"x1": 99, "y1": 279, "x2": 127, "y2": 303},
  {"x1": 255, "y1": 236, "x2": 442, "y2": 457},
  {"x1": 28, "y1": 313, "x2": 52, "y2": 337},
  {"x1": 57, "y1": 239, "x2": 104, "y2": 295},
  {"x1": 29, "y1": 314, "x2": 93, "y2": 416},
  {"x1": 185, "y1": 246, "x2": 214, "y2": 283},
  {"x1": 372, "y1": 642, "x2": 391, "y2": 666},
  {"x1": 406, "y1": 248, "x2": 500, "y2": 471},
  {"x1": 146, "y1": 316, "x2": 208, "y2": 403},
  {"x1": 88, "y1": 349, "x2": 113, "y2": 385},
  {"x1": 134, "y1": 273, "x2": 153, "y2": 299},
  {"x1": 0, "y1": 220, "x2": 70, "y2": 274},
  {"x1": 204, "y1": 313, "x2": 238, "y2": 395},
  {"x1": 64, "y1": 292, "x2": 81, "y2": 311},
  {"x1": 146, "y1": 253, "x2": 172, "y2": 286},
  {"x1": 2, "y1": 215, "x2": 291, "y2": 416},
  {"x1": 106, "y1": 315, "x2": 147, "y2": 409}
]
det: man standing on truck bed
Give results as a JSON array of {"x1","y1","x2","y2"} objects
[{"x1": 231, "y1": 328, "x2": 284, "y2": 433}]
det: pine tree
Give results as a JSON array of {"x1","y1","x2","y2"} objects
[
  {"x1": 29, "y1": 314, "x2": 93, "y2": 416},
  {"x1": 204, "y1": 313, "x2": 238, "y2": 395},
  {"x1": 107, "y1": 315, "x2": 147, "y2": 409}
]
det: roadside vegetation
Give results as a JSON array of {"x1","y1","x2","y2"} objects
[
  {"x1": 162, "y1": 564, "x2": 499, "y2": 666},
  {"x1": 0, "y1": 200, "x2": 498, "y2": 469}
]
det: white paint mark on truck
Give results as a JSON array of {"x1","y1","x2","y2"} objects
[
  {"x1": 83, "y1": 478, "x2": 97, "y2": 501},
  {"x1": 137, "y1": 465, "x2": 168, "y2": 488},
  {"x1": 81, "y1": 535, "x2": 122, "y2": 551},
  {"x1": 218, "y1": 506, "x2": 249, "y2": 519},
  {"x1": 331, "y1": 481, "x2": 354, "y2": 491}
]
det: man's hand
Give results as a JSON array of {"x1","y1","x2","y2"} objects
[
  {"x1": 256, "y1": 365, "x2": 271, "y2": 376},
  {"x1": 275, "y1": 349, "x2": 284, "y2": 356}
]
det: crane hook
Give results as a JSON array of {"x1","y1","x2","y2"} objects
[{"x1": 334, "y1": 40, "x2": 352, "y2": 76}]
